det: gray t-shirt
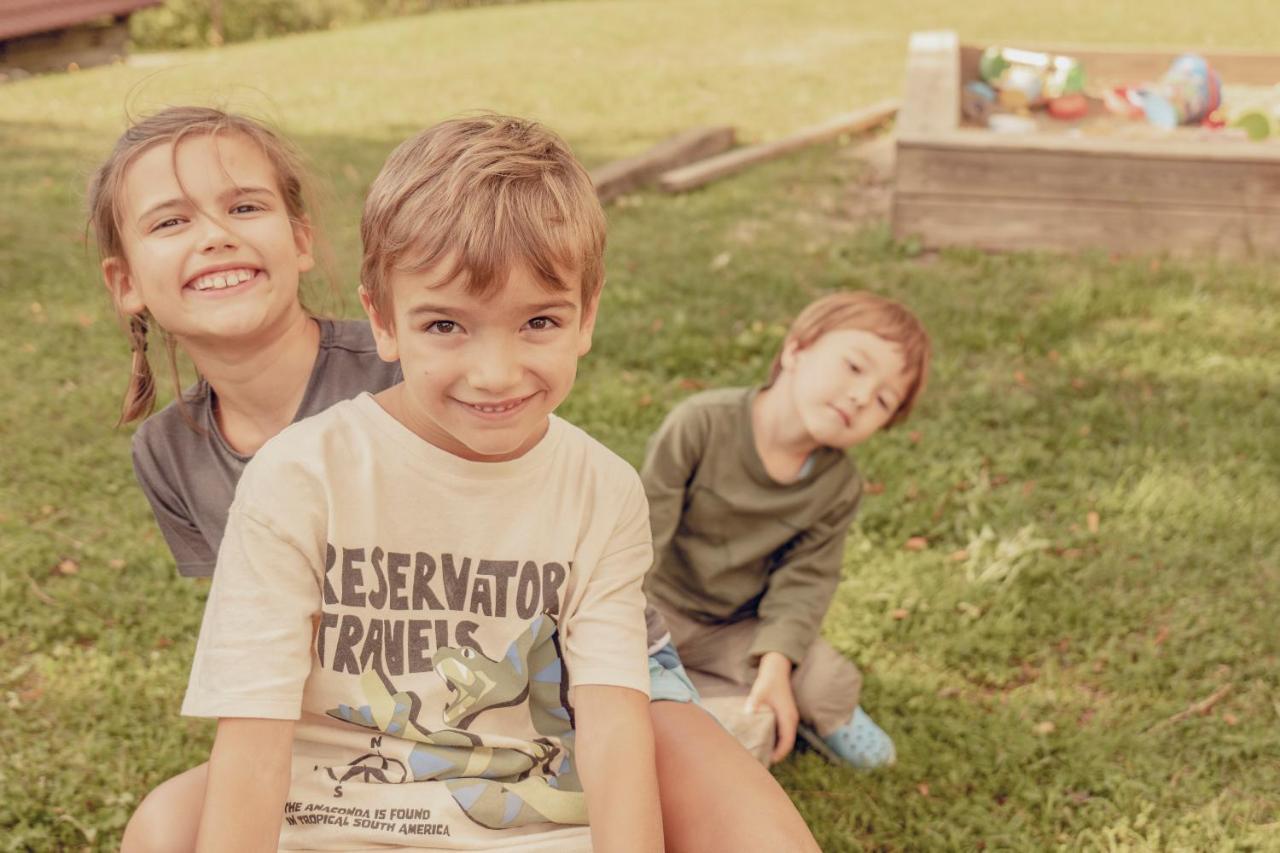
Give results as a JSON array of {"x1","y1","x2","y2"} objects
[{"x1": 131, "y1": 318, "x2": 401, "y2": 577}]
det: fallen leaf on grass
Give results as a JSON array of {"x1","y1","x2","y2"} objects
[
  {"x1": 677, "y1": 377, "x2": 707, "y2": 391},
  {"x1": 1087, "y1": 511, "x2": 1100, "y2": 534},
  {"x1": 949, "y1": 549, "x2": 969, "y2": 562},
  {"x1": 1067, "y1": 790, "x2": 1090, "y2": 805},
  {"x1": 1071, "y1": 378, "x2": 1087, "y2": 390},
  {"x1": 1033, "y1": 721, "x2": 1056, "y2": 735},
  {"x1": 904, "y1": 536, "x2": 928, "y2": 551},
  {"x1": 916, "y1": 783, "x2": 930, "y2": 797},
  {"x1": 1154, "y1": 625, "x2": 1170, "y2": 646},
  {"x1": 76, "y1": 313, "x2": 96, "y2": 328},
  {"x1": 108, "y1": 558, "x2": 126, "y2": 570},
  {"x1": 636, "y1": 393, "x2": 652, "y2": 408},
  {"x1": 40, "y1": 504, "x2": 55, "y2": 516},
  {"x1": 891, "y1": 608, "x2": 910, "y2": 620},
  {"x1": 1059, "y1": 548, "x2": 1084, "y2": 559},
  {"x1": 709, "y1": 252, "x2": 731, "y2": 271},
  {"x1": 55, "y1": 558, "x2": 79, "y2": 576},
  {"x1": 649, "y1": 318, "x2": 664, "y2": 334},
  {"x1": 1223, "y1": 713, "x2": 1239, "y2": 726},
  {"x1": 1013, "y1": 371, "x2": 1030, "y2": 387},
  {"x1": 1021, "y1": 481, "x2": 1037, "y2": 496},
  {"x1": 19, "y1": 686, "x2": 44, "y2": 703},
  {"x1": 864, "y1": 481, "x2": 885, "y2": 495},
  {"x1": 1048, "y1": 350, "x2": 1061, "y2": 363},
  {"x1": 908, "y1": 430, "x2": 923, "y2": 444}
]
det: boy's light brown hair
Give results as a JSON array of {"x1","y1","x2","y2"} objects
[
  {"x1": 767, "y1": 291, "x2": 931, "y2": 427},
  {"x1": 360, "y1": 114, "x2": 606, "y2": 321}
]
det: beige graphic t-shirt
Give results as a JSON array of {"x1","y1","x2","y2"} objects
[{"x1": 183, "y1": 393, "x2": 651, "y2": 851}]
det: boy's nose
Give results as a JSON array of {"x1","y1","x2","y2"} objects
[
  {"x1": 847, "y1": 380, "x2": 872, "y2": 408},
  {"x1": 467, "y1": 340, "x2": 522, "y2": 392}
]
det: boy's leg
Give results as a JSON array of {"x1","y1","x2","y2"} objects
[
  {"x1": 650, "y1": 701, "x2": 820, "y2": 853},
  {"x1": 121, "y1": 763, "x2": 207, "y2": 853},
  {"x1": 792, "y1": 641, "x2": 896, "y2": 769},
  {"x1": 790, "y1": 637, "x2": 862, "y2": 736}
]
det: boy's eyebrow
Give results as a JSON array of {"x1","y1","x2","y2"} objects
[
  {"x1": 135, "y1": 185, "x2": 276, "y2": 224},
  {"x1": 406, "y1": 298, "x2": 579, "y2": 317}
]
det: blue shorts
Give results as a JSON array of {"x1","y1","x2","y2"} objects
[{"x1": 647, "y1": 641, "x2": 701, "y2": 704}]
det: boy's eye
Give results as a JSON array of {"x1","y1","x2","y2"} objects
[
  {"x1": 847, "y1": 361, "x2": 862, "y2": 374},
  {"x1": 526, "y1": 316, "x2": 559, "y2": 331},
  {"x1": 425, "y1": 320, "x2": 458, "y2": 335}
]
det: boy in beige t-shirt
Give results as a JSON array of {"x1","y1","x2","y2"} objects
[{"x1": 182, "y1": 117, "x2": 661, "y2": 851}]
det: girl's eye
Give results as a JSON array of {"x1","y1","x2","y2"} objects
[
  {"x1": 847, "y1": 361, "x2": 862, "y2": 374},
  {"x1": 151, "y1": 217, "x2": 184, "y2": 232},
  {"x1": 526, "y1": 316, "x2": 559, "y2": 331},
  {"x1": 425, "y1": 320, "x2": 458, "y2": 335},
  {"x1": 231, "y1": 202, "x2": 263, "y2": 214}
]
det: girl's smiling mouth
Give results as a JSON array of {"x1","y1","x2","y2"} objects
[{"x1": 186, "y1": 267, "x2": 261, "y2": 292}]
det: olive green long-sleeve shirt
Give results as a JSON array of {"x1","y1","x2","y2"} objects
[{"x1": 640, "y1": 387, "x2": 862, "y2": 667}]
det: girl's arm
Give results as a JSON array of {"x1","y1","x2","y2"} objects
[
  {"x1": 575, "y1": 684, "x2": 663, "y2": 853},
  {"x1": 196, "y1": 717, "x2": 295, "y2": 852}
]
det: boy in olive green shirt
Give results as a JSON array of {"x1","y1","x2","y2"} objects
[{"x1": 642, "y1": 292, "x2": 931, "y2": 769}]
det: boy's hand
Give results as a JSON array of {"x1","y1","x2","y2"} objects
[{"x1": 745, "y1": 651, "x2": 799, "y2": 764}]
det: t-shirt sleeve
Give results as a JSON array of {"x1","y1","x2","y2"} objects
[
  {"x1": 561, "y1": 474, "x2": 652, "y2": 696},
  {"x1": 131, "y1": 429, "x2": 216, "y2": 577},
  {"x1": 181, "y1": 462, "x2": 324, "y2": 720},
  {"x1": 750, "y1": 482, "x2": 862, "y2": 666}
]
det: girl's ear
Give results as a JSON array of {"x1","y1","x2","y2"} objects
[
  {"x1": 359, "y1": 286, "x2": 399, "y2": 364},
  {"x1": 102, "y1": 257, "x2": 146, "y2": 316},
  {"x1": 293, "y1": 216, "x2": 316, "y2": 274}
]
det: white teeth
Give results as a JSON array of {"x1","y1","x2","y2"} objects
[{"x1": 191, "y1": 268, "x2": 255, "y2": 291}]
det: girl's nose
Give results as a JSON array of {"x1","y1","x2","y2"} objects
[{"x1": 197, "y1": 216, "x2": 239, "y2": 253}]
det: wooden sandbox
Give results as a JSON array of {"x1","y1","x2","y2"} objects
[{"x1": 891, "y1": 31, "x2": 1280, "y2": 256}]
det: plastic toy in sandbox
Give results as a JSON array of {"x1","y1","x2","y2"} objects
[{"x1": 966, "y1": 46, "x2": 1280, "y2": 141}]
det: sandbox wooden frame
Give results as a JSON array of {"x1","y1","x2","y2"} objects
[{"x1": 891, "y1": 31, "x2": 1280, "y2": 256}]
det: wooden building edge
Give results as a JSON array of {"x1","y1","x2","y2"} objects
[{"x1": 1, "y1": 0, "x2": 163, "y2": 75}]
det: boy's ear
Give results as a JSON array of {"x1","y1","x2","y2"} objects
[
  {"x1": 576, "y1": 292, "x2": 600, "y2": 357},
  {"x1": 778, "y1": 338, "x2": 803, "y2": 371},
  {"x1": 101, "y1": 257, "x2": 145, "y2": 316},
  {"x1": 293, "y1": 216, "x2": 315, "y2": 274},
  {"x1": 359, "y1": 286, "x2": 399, "y2": 363}
]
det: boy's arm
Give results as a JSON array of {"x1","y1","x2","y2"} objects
[
  {"x1": 574, "y1": 684, "x2": 663, "y2": 853},
  {"x1": 197, "y1": 717, "x2": 295, "y2": 852},
  {"x1": 639, "y1": 402, "x2": 710, "y2": 561},
  {"x1": 750, "y1": 486, "x2": 862, "y2": 666}
]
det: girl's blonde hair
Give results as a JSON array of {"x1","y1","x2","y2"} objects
[
  {"x1": 359, "y1": 114, "x2": 606, "y2": 321},
  {"x1": 767, "y1": 291, "x2": 932, "y2": 427},
  {"x1": 87, "y1": 106, "x2": 317, "y2": 425}
]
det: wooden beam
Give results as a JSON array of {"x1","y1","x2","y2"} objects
[
  {"x1": 897, "y1": 30, "x2": 960, "y2": 137},
  {"x1": 591, "y1": 126, "x2": 735, "y2": 204},
  {"x1": 657, "y1": 99, "x2": 899, "y2": 194}
]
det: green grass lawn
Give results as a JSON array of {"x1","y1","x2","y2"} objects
[{"x1": 2, "y1": 1, "x2": 1278, "y2": 849}]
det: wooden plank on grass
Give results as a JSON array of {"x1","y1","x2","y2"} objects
[
  {"x1": 592, "y1": 126, "x2": 736, "y2": 203},
  {"x1": 657, "y1": 99, "x2": 900, "y2": 193}
]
